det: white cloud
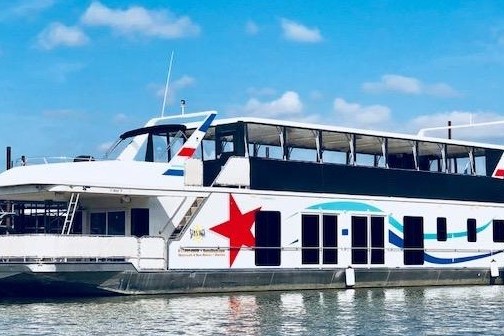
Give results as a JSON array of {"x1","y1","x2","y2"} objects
[
  {"x1": 333, "y1": 98, "x2": 391, "y2": 128},
  {"x1": 151, "y1": 75, "x2": 196, "y2": 108},
  {"x1": 280, "y1": 19, "x2": 322, "y2": 43},
  {"x1": 44, "y1": 62, "x2": 85, "y2": 83},
  {"x1": 37, "y1": 22, "x2": 89, "y2": 50},
  {"x1": 424, "y1": 83, "x2": 460, "y2": 97},
  {"x1": 363, "y1": 74, "x2": 421, "y2": 94},
  {"x1": 362, "y1": 74, "x2": 460, "y2": 98},
  {"x1": 245, "y1": 20, "x2": 259, "y2": 35},
  {"x1": 408, "y1": 110, "x2": 504, "y2": 139},
  {"x1": 237, "y1": 91, "x2": 304, "y2": 117},
  {"x1": 12, "y1": 0, "x2": 54, "y2": 15},
  {"x1": 172, "y1": 75, "x2": 195, "y2": 90},
  {"x1": 309, "y1": 90, "x2": 324, "y2": 101},
  {"x1": 81, "y1": 1, "x2": 200, "y2": 39},
  {"x1": 0, "y1": 0, "x2": 54, "y2": 20},
  {"x1": 113, "y1": 113, "x2": 128, "y2": 124}
]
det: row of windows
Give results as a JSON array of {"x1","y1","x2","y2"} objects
[
  {"x1": 253, "y1": 212, "x2": 504, "y2": 267},
  {"x1": 253, "y1": 212, "x2": 386, "y2": 267},
  {"x1": 436, "y1": 217, "x2": 504, "y2": 243}
]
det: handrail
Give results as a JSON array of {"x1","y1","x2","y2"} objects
[
  {"x1": 15, "y1": 156, "x2": 98, "y2": 166},
  {"x1": 179, "y1": 245, "x2": 504, "y2": 254},
  {"x1": 0, "y1": 235, "x2": 166, "y2": 270}
]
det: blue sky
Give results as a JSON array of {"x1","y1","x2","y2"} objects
[{"x1": 2, "y1": 0, "x2": 504, "y2": 166}]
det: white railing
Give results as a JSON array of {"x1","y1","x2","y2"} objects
[
  {"x1": 14, "y1": 156, "x2": 98, "y2": 166},
  {"x1": 0, "y1": 235, "x2": 166, "y2": 270}
]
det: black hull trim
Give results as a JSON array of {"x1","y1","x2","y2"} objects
[{"x1": 0, "y1": 264, "x2": 501, "y2": 297}]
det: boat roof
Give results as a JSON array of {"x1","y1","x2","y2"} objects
[
  {"x1": 120, "y1": 124, "x2": 186, "y2": 139},
  {"x1": 182, "y1": 116, "x2": 504, "y2": 153}
]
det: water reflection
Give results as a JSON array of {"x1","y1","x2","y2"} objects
[{"x1": 0, "y1": 286, "x2": 503, "y2": 335}]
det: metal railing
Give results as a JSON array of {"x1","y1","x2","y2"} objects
[
  {"x1": 179, "y1": 245, "x2": 503, "y2": 254},
  {"x1": 0, "y1": 235, "x2": 166, "y2": 270}
]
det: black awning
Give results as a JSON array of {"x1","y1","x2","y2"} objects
[{"x1": 120, "y1": 124, "x2": 187, "y2": 139}]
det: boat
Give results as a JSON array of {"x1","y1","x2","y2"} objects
[{"x1": 0, "y1": 109, "x2": 504, "y2": 296}]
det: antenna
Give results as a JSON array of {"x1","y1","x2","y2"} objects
[
  {"x1": 180, "y1": 99, "x2": 186, "y2": 115},
  {"x1": 161, "y1": 51, "x2": 175, "y2": 117}
]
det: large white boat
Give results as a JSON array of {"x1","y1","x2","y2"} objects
[{"x1": 0, "y1": 110, "x2": 504, "y2": 296}]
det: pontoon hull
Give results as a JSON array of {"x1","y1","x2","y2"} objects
[{"x1": 0, "y1": 265, "x2": 499, "y2": 297}]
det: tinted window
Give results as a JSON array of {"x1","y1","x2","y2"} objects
[
  {"x1": 437, "y1": 217, "x2": 447, "y2": 241},
  {"x1": 371, "y1": 216, "x2": 385, "y2": 264},
  {"x1": 493, "y1": 220, "x2": 504, "y2": 243},
  {"x1": 403, "y1": 216, "x2": 424, "y2": 265},
  {"x1": 467, "y1": 218, "x2": 477, "y2": 242},
  {"x1": 302, "y1": 214, "x2": 319, "y2": 264},
  {"x1": 108, "y1": 211, "x2": 125, "y2": 235},
  {"x1": 90, "y1": 213, "x2": 106, "y2": 235},
  {"x1": 131, "y1": 208, "x2": 150, "y2": 237},
  {"x1": 322, "y1": 215, "x2": 338, "y2": 264},
  {"x1": 255, "y1": 211, "x2": 281, "y2": 266},
  {"x1": 351, "y1": 216, "x2": 368, "y2": 264}
]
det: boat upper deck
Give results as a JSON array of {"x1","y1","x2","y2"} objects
[{"x1": 179, "y1": 116, "x2": 503, "y2": 178}]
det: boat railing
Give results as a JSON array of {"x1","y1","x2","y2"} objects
[
  {"x1": 14, "y1": 155, "x2": 99, "y2": 166},
  {"x1": 180, "y1": 245, "x2": 503, "y2": 254},
  {"x1": 0, "y1": 235, "x2": 166, "y2": 270}
]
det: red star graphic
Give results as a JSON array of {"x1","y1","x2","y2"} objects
[{"x1": 210, "y1": 194, "x2": 261, "y2": 267}]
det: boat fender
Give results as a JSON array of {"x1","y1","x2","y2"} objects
[
  {"x1": 345, "y1": 266, "x2": 355, "y2": 287},
  {"x1": 490, "y1": 259, "x2": 499, "y2": 278}
]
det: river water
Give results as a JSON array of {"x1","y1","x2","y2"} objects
[{"x1": 0, "y1": 285, "x2": 503, "y2": 335}]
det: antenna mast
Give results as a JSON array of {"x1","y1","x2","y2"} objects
[{"x1": 161, "y1": 51, "x2": 175, "y2": 117}]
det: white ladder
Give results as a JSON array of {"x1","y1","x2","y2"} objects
[
  {"x1": 0, "y1": 203, "x2": 15, "y2": 226},
  {"x1": 61, "y1": 193, "x2": 80, "y2": 234}
]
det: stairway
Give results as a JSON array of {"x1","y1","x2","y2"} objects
[
  {"x1": 169, "y1": 197, "x2": 206, "y2": 240},
  {"x1": 61, "y1": 193, "x2": 80, "y2": 235}
]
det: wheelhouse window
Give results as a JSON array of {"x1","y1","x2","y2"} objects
[{"x1": 104, "y1": 124, "x2": 188, "y2": 163}]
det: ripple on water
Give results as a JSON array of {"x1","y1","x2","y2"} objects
[{"x1": 0, "y1": 286, "x2": 504, "y2": 336}]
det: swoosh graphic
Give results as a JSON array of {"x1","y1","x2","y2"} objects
[{"x1": 308, "y1": 201, "x2": 492, "y2": 240}]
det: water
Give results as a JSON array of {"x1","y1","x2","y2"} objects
[{"x1": 0, "y1": 286, "x2": 503, "y2": 335}]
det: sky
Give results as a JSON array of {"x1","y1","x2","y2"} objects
[{"x1": 3, "y1": 0, "x2": 504, "y2": 166}]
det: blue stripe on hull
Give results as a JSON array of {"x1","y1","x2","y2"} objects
[
  {"x1": 165, "y1": 169, "x2": 184, "y2": 176},
  {"x1": 424, "y1": 250, "x2": 504, "y2": 264}
]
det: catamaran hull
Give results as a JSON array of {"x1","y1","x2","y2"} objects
[{"x1": 0, "y1": 264, "x2": 500, "y2": 297}]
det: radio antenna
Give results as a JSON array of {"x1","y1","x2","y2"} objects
[{"x1": 161, "y1": 51, "x2": 175, "y2": 117}]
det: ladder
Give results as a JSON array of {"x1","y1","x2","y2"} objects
[
  {"x1": 61, "y1": 193, "x2": 80, "y2": 235},
  {"x1": 169, "y1": 197, "x2": 206, "y2": 240},
  {"x1": 0, "y1": 203, "x2": 15, "y2": 227}
]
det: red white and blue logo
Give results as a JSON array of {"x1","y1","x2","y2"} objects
[{"x1": 164, "y1": 112, "x2": 216, "y2": 176}]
